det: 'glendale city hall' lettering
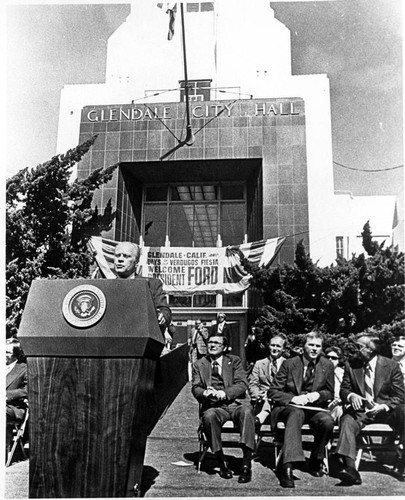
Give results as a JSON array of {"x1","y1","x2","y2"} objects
[{"x1": 86, "y1": 102, "x2": 300, "y2": 122}]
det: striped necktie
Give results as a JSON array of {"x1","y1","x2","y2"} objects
[
  {"x1": 270, "y1": 359, "x2": 278, "y2": 381},
  {"x1": 364, "y1": 364, "x2": 374, "y2": 403}
]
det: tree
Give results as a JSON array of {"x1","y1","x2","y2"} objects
[
  {"x1": 248, "y1": 230, "x2": 404, "y2": 359},
  {"x1": 6, "y1": 136, "x2": 118, "y2": 336},
  {"x1": 361, "y1": 220, "x2": 381, "y2": 256}
]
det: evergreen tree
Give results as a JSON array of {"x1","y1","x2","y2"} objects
[
  {"x1": 361, "y1": 220, "x2": 381, "y2": 256},
  {"x1": 6, "y1": 136, "x2": 118, "y2": 336},
  {"x1": 248, "y1": 228, "x2": 404, "y2": 359}
]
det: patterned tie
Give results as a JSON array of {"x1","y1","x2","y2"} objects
[
  {"x1": 271, "y1": 359, "x2": 278, "y2": 381},
  {"x1": 212, "y1": 361, "x2": 219, "y2": 377},
  {"x1": 364, "y1": 364, "x2": 374, "y2": 404}
]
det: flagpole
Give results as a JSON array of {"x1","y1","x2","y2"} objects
[{"x1": 180, "y1": 3, "x2": 194, "y2": 145}]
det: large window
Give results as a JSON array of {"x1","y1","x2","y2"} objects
[
  {"x1": 336, "y1": 236, "x2": 344, "y2": 259},
  {"x1": 143, "y1": 183, "x2": 246, "y2": 308},
  {"x1": 143, "y1": 183, "x2": 246, "y2": 247}
]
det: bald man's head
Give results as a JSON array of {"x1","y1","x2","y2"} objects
[{"x1": 113, "y1": 242, "x2": 140, "y2": 278}]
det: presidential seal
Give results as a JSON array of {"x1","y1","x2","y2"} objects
[{"x1": 62, "y1": 284, "x2": 106, "y2": 328}]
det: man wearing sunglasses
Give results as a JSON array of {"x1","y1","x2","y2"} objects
[
  {"x1": 325, "y1": 347, "x2": 344, "y2": 422},
  {"x1": 334, "y1": 333, "x2": 405, "y2": 485},
  {"x1": 191, "y1": 333, "x2": 255, "y2": 484}
]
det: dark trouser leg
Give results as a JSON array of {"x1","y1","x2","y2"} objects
[
  {"x1": 387, "y1": 404, "x2": 405, "y2": 473},
  {"x1": 308, "y1": 411, "x2": 334, "y2": 461},
  {"x1": 335, "y1": 409, "x2": 382, "y2": 461},
  {"x1": 387, "y1": 404, "x2": 405, "y2": 443},
  {"x1": 201, "y1": 407, "x2": 231, "y2": 454},
  {"x1": 278, "y1": 406, "x2": 306, "y2": 464},
  {"x1": 231, "y1": 403, "x2": 256, "y2": 452},
  {"x1": 335, "y1": 413, "x2": 363, "y2": 461}
]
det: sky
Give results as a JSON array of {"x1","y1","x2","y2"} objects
[{"x1": 4, "y1": 0, "x2": 404, "y2": 197}]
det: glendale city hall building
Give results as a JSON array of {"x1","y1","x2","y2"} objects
[{"x1": 56, "y1": 2, "x2": 395, "y2": 358}]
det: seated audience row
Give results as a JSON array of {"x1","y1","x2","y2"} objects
[{"x1": 192, "y1": 331, "x2": 405, "y2": 488}]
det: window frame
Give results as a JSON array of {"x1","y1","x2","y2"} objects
[
  {"x1": 142, "y1": 182, "x2": 247, "y2": 247},
  {"x1": 336, "y1": 236, "x2": 344, "y2": 259}
]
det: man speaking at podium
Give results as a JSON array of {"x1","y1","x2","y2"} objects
[{"x1": 95, "y1": 241, "x2": 171, "y2": 331}]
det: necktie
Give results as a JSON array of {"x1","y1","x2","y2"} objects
[
  {"x1": 302, "y1": 361, "x2": 315, "y2": 390},
  {"x1": 364, "y1": 364, "x2": 374, "y2": 404},
  {"x1": 271, "y1": 359, "x2": 278, "y2": 381},
  {"x1": 301, "y1": 361, "x2": 315, "y2": 393},
  {"x1": 212, "y1": 361, "x2": 219, "y2": 377},
  {"x1": 305, "y1": 361, "x2": 314, "y2": 381}
]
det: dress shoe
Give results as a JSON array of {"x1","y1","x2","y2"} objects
[
  {"x1": 308, "y1": 458, "x2": 324, "y2": 477},
  {"x1": 219, "y1": 462, "x2": 233, "y2": 479},
  {"x1": 238, "y1": 465, "x2": 252, "y2": 483},
  {"x1": 338, "y1": 465, "x2": 362, "y2": 485},
  {"x1": 395, "y1": 469, "x2": 405, "y2": 482},
  {"x1": 279, "y1": 465, "x2": 295, "y2": 488},
  {"x1": 394, "y1": 454, "x2": 405, "y2": 481}
]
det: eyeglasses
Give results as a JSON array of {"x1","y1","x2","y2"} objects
[
  {"x1": 208, "y1": 341, "x2": 223, "y2": 346},
  {"x1": 327, "y1": 355, "x2": 339, "y2": 360},
  {"x1": 355, "y1": 344, "x2": 374, "y2": 352}
]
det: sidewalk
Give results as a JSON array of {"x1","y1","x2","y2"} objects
[{"x1": 5, "y1": 382, "x2": 405, "y2": 497}]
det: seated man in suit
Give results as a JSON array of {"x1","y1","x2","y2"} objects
[
  {"x1": 391, "y1": 335, "x2": 405, "y2": 480},
  {"x1": 6, "y1": 337, "x2": 28, "y2": 447},
  {"x1": 391, "y1": 335, "x2": 405, "y2": 383},
  {"x1": 268, "y1": 331, "x2": 335, "y2": 488},
  {"x1": 249, "y1": 333, "x2": 287, "y2": 430},
  {"x1": 192, "y1": 333, "x2": 255, "y2": 483},
  {"x1": 334, "y1": 333, "x2": 405, "y2": 485},
  {"x1": 94, "y1": 241, "x2": 171, "y2": 331}
]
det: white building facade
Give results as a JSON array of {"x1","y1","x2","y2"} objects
[{"x1": 56, "y1": 2, "x2": 395, "y2": 355}]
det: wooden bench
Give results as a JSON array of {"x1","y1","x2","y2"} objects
[
  {"x1": 200, "y1": 420, "x2": 401, "y2": 475},
  {"x1": 257, "y1": 422, "x2": 400, "y2": 471},
  {"x1": 355, "y1": 423, "x2": 400, "y2": 469},
  {"x1": 255, "y1": 422, "x2": 333, "y2": 472}
]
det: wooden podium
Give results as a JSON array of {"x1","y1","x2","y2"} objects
[{"x1": 19, "y1": 279, "x2": 188, "y2": 498}]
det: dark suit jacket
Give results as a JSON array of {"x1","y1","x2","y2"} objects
[
  {"x1": 95, "y1": 270, "x2": 171, "y2": 328},
  {"x1": 6, "y1": 362, "x2": 28, "y2": 420},
  {"x1": 141, "y1": 276, "x2": 172, "y2": 327},
  {"x1": 211, "y1": 322, "x2": 230, "y2": 340},
  {"x1": 192, "y1": 354, "x2": 249, "y2": 413},
  {"x1": 340, "y1": 355, "x2": 404, "y2": 411},
  {"x1": 268, "y1": 355, "x2": 334, "y2": 428}
]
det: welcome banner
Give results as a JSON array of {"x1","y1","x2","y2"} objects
[
  {"x1": 139, "y1": 247, "x2": 223, "y2": 293},
  {"x1": 88, "y1": 236, "x2": 285, "y2": 294}
]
